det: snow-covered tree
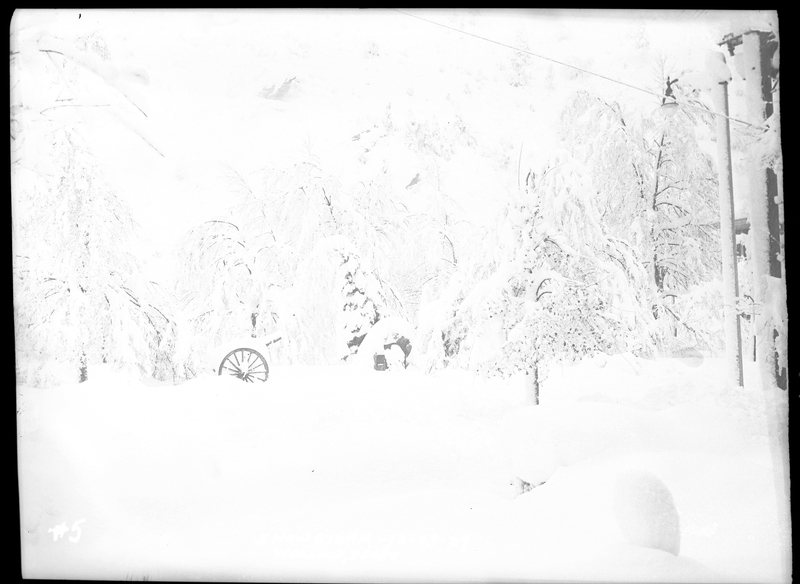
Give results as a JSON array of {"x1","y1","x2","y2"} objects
[
  {"x1": 10, "y1": 20, "x2": 162, "y2": 166},
  {"x1": 345, "y1": 101, "x2": 478, "y2": 321},
  {"x1": 417, "y1": 152, "x2": 654, "y2": 399},
  {"x1": 11, "y1": 19, "x2": 187, "y2": 386},
  {"x1": 13, "y1": 128, "x2": 187, "y2": 385},
  {"x1": 176, "y1": 159, "x2": 342, "y2": 360},
  {"x1": 177, "y1": 218, "x2": 272, "y2": 349},
  {"x1": 482, "y1": 154, "x2": 654, "y2": 401},
  {"x1": 177, "y1": 159, "x2": 407, "y2": 365},
  {"x1": 558, "y1": 86, "x2": 722, "y2": 352},
  {"x1": 414, "y1": 218, "x2": 507, "y2": 374}
]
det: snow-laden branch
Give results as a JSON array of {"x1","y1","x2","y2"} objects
[
  {"x1": 37, "y1": 34, "x2": 150, "y2": 118},
  {"x1": 657, "y1": 214, "x2": 693, "y2": 231}
]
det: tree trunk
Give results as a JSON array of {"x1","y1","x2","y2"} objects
[
  {"x1": 650, "y1": 133, "x2": 666, "y2": 321},
  {"x1": 79, "y1": 351, "x2": 88, "y2": 383},
  {"x1": 525, "y1": 361, "x2": 539, "y2": 406}
]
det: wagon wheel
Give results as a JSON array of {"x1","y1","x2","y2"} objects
[{"x1": 218, "y1": 348, "x2": 269, "y2": 382}]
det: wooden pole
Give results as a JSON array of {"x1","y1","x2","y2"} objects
[{"x1": 710, "y1": 79, "x2": 744, "y2": 388}]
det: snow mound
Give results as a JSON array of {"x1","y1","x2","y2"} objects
[
  {"x1": 508, "y1": 459, "x2": 718, "y2": 582},
  {"x1": 613, "y1": 468, "x2": 681, "y2": 556}
]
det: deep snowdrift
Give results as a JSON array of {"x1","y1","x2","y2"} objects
[{"x1": 18, "y1": 355, "x2": 785, "y2": 582}]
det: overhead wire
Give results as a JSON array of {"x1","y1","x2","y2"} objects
[{"x1": 392, "y1": 9, "x2": 758, "y2": 128}]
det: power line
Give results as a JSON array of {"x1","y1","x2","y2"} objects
[{"x1": 393, "y1": 9, "x2": 757, "y2": 128}]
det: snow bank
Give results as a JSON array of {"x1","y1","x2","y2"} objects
[{"x1": 18, "y1": 354, "x2": 784, "y2": 582}]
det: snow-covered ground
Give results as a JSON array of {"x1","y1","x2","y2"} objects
[{"x1": 18, "y1": 355, "x2": 786, "y2": 582}]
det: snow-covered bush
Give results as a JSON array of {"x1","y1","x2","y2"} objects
[{"x1": 350, "y1": 315, "x2": 416, "y2": 370}]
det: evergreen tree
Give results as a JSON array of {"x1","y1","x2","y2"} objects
[{"x1": 338, "y1": 248, "x2": 383, "y2": 361}]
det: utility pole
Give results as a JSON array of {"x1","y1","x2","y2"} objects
[
  {"x1": 711, "y1": 80, "x2": 744, "y2": 388},
  {"x1": 707, "y1": 52, "x2": 744, "y2": 387}
]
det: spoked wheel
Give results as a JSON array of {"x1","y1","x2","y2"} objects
[{"x1": 218, "y1": 348, "x2": 269, "y2": 382}]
